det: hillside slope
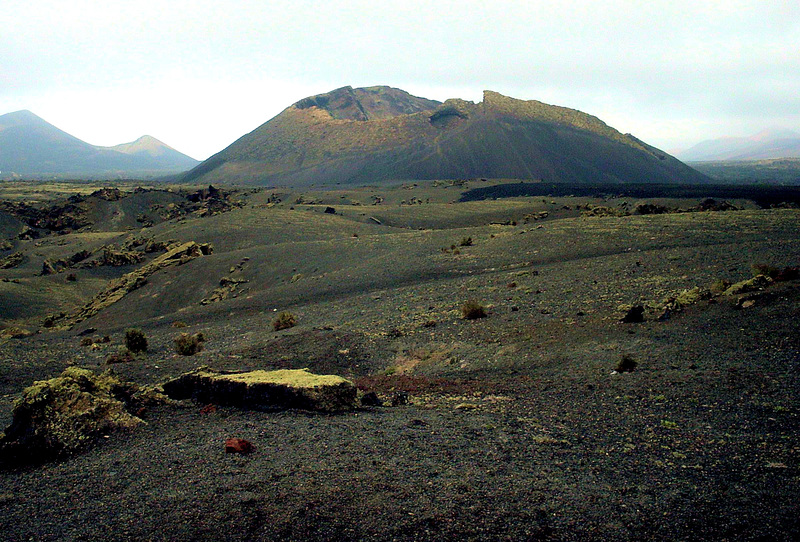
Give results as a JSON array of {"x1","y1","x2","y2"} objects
[{"x1": 183, "y1": 86, "x2": 708, "y2": 186}]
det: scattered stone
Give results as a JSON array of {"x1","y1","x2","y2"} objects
[
  {"x1": 621, "y1": 305, "x2": 645, "y2": 323},
  {"x1": 96, "y1": 247, "x2": 146, "y2": 267},
  {"x1": 200, "y1": 277, "x2": 249, "y2": 305},
  {"x1": 0, "y1": 367, "x2": 167, "y2": 463},
  {"x1": 162, "y1": 367, "x2": 358, "y2": 412},
  {"x1": 40, "y1": 259, "x2": 61, "y2": 275},
  {"x1": 225, "y1": 438, "x2": 254, "y2": 455},
  {"x1": 324, "y1": 206, "x2": 336, "y2": 214},
  {"x1": 360, "y1": 391, "x2": 383, "y2": 407},
  {"x1": 616, "y1": 355, "x2": 637, "y2": 373},
  {"x1": 105, "y1": 350, "x2": 135, "y2": 364},
  {"x1": 0, "y1": 252, "x2": 23, "y2": 269},
  {"x1": 199, "y1": 404, "x2": 217, "y2": 414},
  {"x1": 48, "y1": 241, "x2": 212, "y2": 329},
  {"x1": 0, "y1": 327, "x2": 33, "y2": 340},
  {"x1": 635, "y1": 203, "x2": 670, "y2": 215},
  {"x1": 696, "y1": 198, "x2": 737, "y2": 212},
  {"x1": 775, "y1": 266, "x2": 800, "y2": 282},
  {"x1": 391, "y1": 391, "x2": 410, "y2": 406}
]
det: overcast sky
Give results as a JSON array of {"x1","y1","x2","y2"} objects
[{"x1": 1, "y1": 0, "x2": 798, "y2": 160}]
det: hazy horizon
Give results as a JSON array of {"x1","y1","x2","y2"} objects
[{"x1": 2, "y1": 1, "x2": 798, "y2": 161}]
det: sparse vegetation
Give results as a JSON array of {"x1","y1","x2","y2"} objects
[
  {"x1": 174, "y1": 332, "x2": 205, "y2": 355},
  {"x1": 459, "y1": 236, "x2": 473, "y2": 247},
  {"x1": 124, "y1": 328, "x2": 148, "y2": 353},
  {"x1": 272, "y1": 311, "x2": 297, "y2": 331},
  {"x1": 461, "y1": 300, "x2": 487, "y2": 320}
]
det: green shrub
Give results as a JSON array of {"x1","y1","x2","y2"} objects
[
  {"x1": 124, "y1": 328, "x2": 148, "y2": 353},
  {"x1": 459, "y1": 237, "x2": 473, "y2": 247},
  {"x1": 175, "y1": 332, "x2": 205, "y2": 355},
  {"x1": 272, "y1": 311, "x2": 297, "y2": 331},
  {"x1": 461, "y1": 300, "x2": 487, "y2": 320}
]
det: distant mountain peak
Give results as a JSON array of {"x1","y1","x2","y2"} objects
[
  {"x1": 0, "y1": 109, "x2": 49, "y2": 131},
  {"x1": 678, "y1": 128, "x2": 800, "y2": 161},
  {"x1": 107, "y1": 135, "x2": 187, "y2": 158},
  {"x1": 0, "y1": 110, "x2": 199, "y2": 178},
  {"x1": 750, "y1": 128, "x2": 800, "y2": 142}
]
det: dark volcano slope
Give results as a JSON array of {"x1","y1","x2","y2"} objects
[{"x1": 183, "y1": 86, "x2": 708, "y2": 186}]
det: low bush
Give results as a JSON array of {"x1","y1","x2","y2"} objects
[
  {"x1": 461, "y1": 300, "x2": 487, "y2": 320},
  {"x1": 124, "y1": 328, "x2": 148, "y2": 353},
  {"x1": 175, "y1": 332, "x2": 205, "y2": 356},
  {"x1": 459, "y1": 237, "x2": 473, "y2": 247},
  {"x1": 272, "y1": 311, "x2": 297, "y2": 331}
]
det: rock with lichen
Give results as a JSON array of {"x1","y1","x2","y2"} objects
[
  {"x1": 162, "y1": 367, "x2": 358, "y2": 412},
  {"x1": 723, "y1": 274, "x2": 773, "y2": 296},
  {"x1": 0, "y1": 367, "x2": 167, "y2": 463}
]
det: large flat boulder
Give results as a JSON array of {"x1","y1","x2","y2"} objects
[{"x1": 162, "y1": 367, "x2": 358, "y2": 412}]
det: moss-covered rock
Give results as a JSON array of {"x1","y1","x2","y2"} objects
[
  {"x1": 0, "y1": 367, "x2": 167, "y2": 463},
  {"x1": 723, "y1": 274, "x2": 773, "y2": 296},
  {"x1": 162, "y1": 367, "x2": 358, "y2": 412}
]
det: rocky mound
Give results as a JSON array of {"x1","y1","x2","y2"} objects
[
  {"x1": 0, "y1": 367, "x2": 166, "y2": 464},
  {"x1": 182, "y1": 86, "x2": 708, "y2": 186}
]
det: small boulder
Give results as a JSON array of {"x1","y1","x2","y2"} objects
[
  {"x1": 360, "y1": 391, "x2": 383, "y2": 407},
  {"x1": 391, "y1": 391, "x2": 410, "y2": 406},
  {"x1": 621, "y1": 305, "x2": 645, "y2": 323},
  {"x1": 162, "y1": 367, "x2": 358, "y2": 412},
  {"x1": 225, "y1": 438, "x2": 254, "y2": 455}
]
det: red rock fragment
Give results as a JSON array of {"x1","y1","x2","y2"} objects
[
  {"x1": 225, "y1": 438, "x2": 254, "y2": 455},
  {"x1": 199, "y1": 404, "x2": 217, "y2": 414}
]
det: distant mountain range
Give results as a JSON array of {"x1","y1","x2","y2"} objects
[
  {"x1": 677, "y1": 128, "x2": 800, "y2": 162},
  {"x1": 183, "y1": 85, "x2": 708, "y2": 186},
  {"x1": 0, "y1": 110, "x2": 199, "y2": 179}
]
